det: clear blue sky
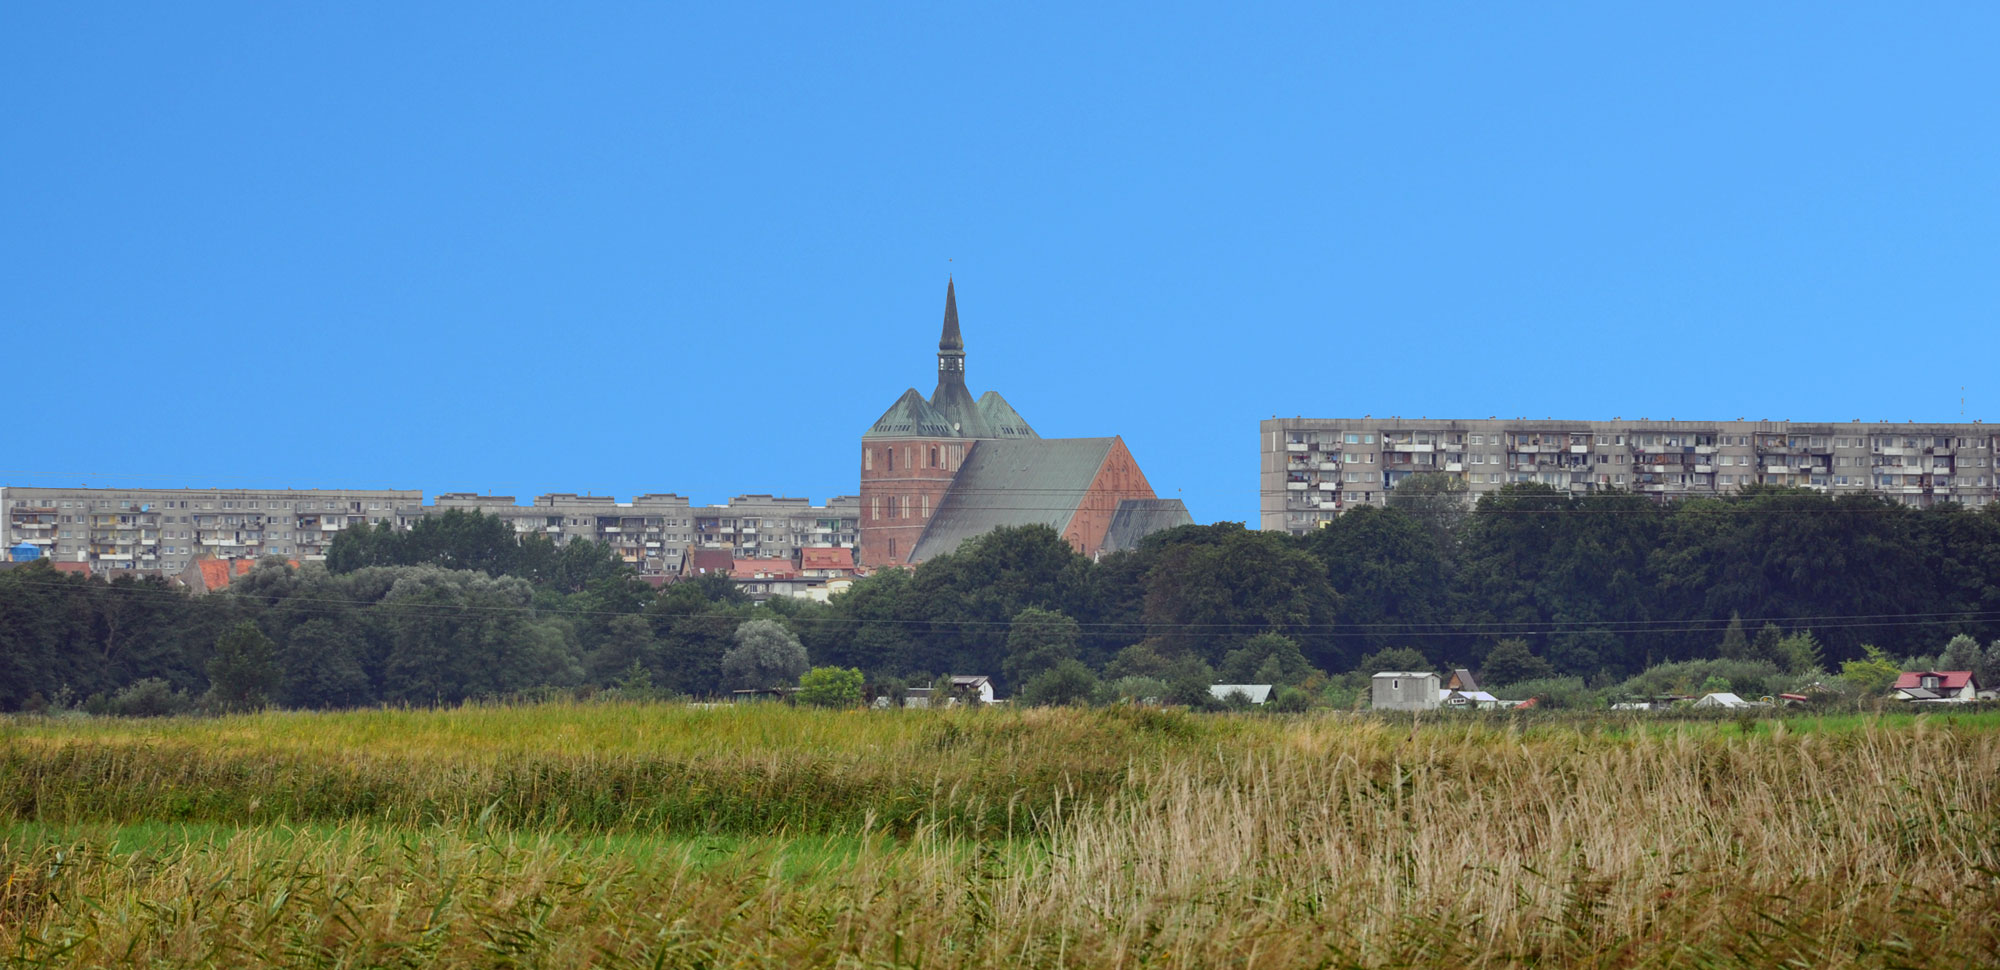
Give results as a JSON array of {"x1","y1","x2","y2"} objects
[{"x1": 6, "y1": 5, "x2": 1997, "y2": 524}]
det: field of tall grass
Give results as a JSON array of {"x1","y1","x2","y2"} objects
[{"x1": 4, "y1": 703, "x2": 1997, "y2": 968}]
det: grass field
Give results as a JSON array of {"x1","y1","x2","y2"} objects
[{"x1": 4, "y1": 703, "x2": 1997, "y2": 968}]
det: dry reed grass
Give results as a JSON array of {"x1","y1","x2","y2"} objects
[{"x1": 2, "y1": 706, "x2": 1996, "y2": 967}]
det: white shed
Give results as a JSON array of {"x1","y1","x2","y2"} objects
[
  {"x1": 1209, "y1": 684, "x2": 1274, "y2": 705},
  {"x1": 1372, "y1": 672, "x2": 1440, "y2": 711}
]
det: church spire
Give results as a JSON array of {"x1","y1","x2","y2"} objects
[
  {"x1": 939, "y1": 277, "x2": 963, "y2": 353},
  {"x1": 936, "y1": 277, "x2": 965, "y2": 385}
]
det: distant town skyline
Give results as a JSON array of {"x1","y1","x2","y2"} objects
[{"x1": 7, "y1": 5, "x2": 1998, "y2": 525}]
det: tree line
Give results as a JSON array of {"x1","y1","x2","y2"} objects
[{"x1": 3, "y1": 484, "x2": 1999, "y2": 713}]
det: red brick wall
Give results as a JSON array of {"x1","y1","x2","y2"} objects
[
  {"x1": 858, "y1": 438, "x2": 964, "y2": 566},
  {"x1": 1062, "y1": 437, "x2": 1159, "y2": 558}
]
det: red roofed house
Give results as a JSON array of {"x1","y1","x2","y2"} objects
[
  {"x1": 1892, "y1": 670, "x2": 1981, "y2": 703},
  {"x1": 797, "y1": 547, "x2": 856, "y2": 580},
  {"x1": 687, "y1": 548, "x2": 735, "y2": 576}
]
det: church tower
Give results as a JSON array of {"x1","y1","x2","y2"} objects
[{"x1": 858, "y1": 280, "x2": 984, "y2": 566}]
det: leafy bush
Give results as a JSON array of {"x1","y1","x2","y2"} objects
[
  {"x1": 108, "y1": 678, "x2": 192, "y2": 718},
  {"x1": 1104, "y1": 676, "x2": 1168, "y2": 705},
  {"x1": 1268, "y1": 686, "x2": 1315, "y2": 712},
  {"x1": 1018, "y1": 660, "x2": 1099, "y2": 707},
  {"x1": 796, "y1": 666, "x2": 865, "y2": 708}
]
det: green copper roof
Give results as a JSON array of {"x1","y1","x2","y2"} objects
[
  {"x1": 864, "y1": 388, "x2": 959, "y2": 439},
  {"x1": 976, "y1": 391, "x2": 1038, "y2": 439}
]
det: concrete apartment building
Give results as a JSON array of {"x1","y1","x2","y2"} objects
[
  {"x1": 406, "y1": 492, "x2": 859, "y2": 576},
  {"x1": 1, "y1": 486, "x2": 419, "y2": 575},
  {"x1": 1261, "y1": 417, "x2": 2000, "y2": 534},
  {"x1": 3, "y1": 486, "x2": 859, "y2": 579}
]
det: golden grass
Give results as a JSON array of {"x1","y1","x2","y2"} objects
[{"x1": 3, "y1": 705, "x2": 1997, "y2": 967}]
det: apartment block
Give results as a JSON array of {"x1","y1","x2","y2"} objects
[
  {"x1": 399, "y1": 493, "x2": 700, "y2": 576},
  {"x1": 691, "y1": 495, "x2": 861, "y2": 561},
  {"x1": 1, "y1": 486, "x2": 419, "y2": 575},
  {"x1": 405, "y1": 492, "x2": 861, "y2": 576},
  {"x1": 1260, "y1": 418, "x2": 2000, "y2": 534},
  {"x1": 3, "y1": 486, "x2": 860, "y2": 579}
]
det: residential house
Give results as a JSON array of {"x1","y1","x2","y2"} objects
[
  {"x1": 1440, "y1": 689, "x2": 1501, "y2": 709},
  {"x1": 946, "y1": 675, "x2": 996, "y2": 705},
  {"x1": 1891, "y1": 670, "x2": 1981, "y2": 703}
]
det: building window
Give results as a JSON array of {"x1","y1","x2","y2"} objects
[
  {"x1": 870, "y1": 497, "x2": 879, "y2": 520},
  {"x1": 884, "y1": 449, "x2": 893, "y2": 472},
  {"x1": 930, "y1": 447, "x2": 939, "y2": 468}
]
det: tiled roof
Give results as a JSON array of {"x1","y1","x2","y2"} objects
[
  {"x1": 799, "y1": 547, "x2": 854, "y2": 571},
  {"x1": 1893, "y1": 671, "x2": 1976, "y2": 690},
  {"x1": 731, "y1": 558, "x2": 799, "y2": 580},
  {"x1": 908, "y1": 437, "x2": 1118, "y2": 562},
  {"x1": 689, "y1": 549, "x2": 734, "y2": 574}
]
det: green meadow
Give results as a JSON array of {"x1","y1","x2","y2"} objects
[{"x1": 4, "y1": 703, "x2": 1997, "y2": 968}]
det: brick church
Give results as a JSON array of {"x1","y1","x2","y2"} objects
[{"x1": 857, "y1": 280, "x2": 1190, "y2": 567}]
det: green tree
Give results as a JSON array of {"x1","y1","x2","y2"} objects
[
  {"x1": 1775, "y1": 631, "x2": 1825, "y2": 675},
  {"x1": 796, "y1": 666, "x2": 865, "y2": 707},
  {"x1": 1018, "y1": 659, "x2": 1100, "y2": 707},
  {"x1": 1001, "y1": 606, "x2": 1081, "y2": 688},
  {"x1": 1480, "y1": 638, "x2": 1554, "y2": 687},
  {"x1": 1106, "y1": 675, "x2": 1168, "y2": 704},
  {"x1": 1838, "y1": 645, "x2": 1902, "y2": 695},
  {"x1": 1717, "y1": 612, "x2": 1748, "y2": 659},
  {"x1": 1384, "y1": 471, "x2": 1471, "y2": 544},
  {"x1": 1939, "y1": 633, "x2": 1980, "y2": 672},
  {"x1": 721, "y1": 619, "x2": 808, "y2": 690},
  {"x1": 586, "y1": 614, "x2": 659, "y2": 685},
  {"x1": 1139, "y1": 524, "x2": 1343, "y2": 670},
  {"x1": 278, "y1": 617, "x2": 371, "y2": 709},
  {"x1": 1748, "y1": 623, "x2": 1786, "y2": 666},
  {"x1": 1305, "y1": 505, "x2": 1456, "y2": 658},
  {"x1": 206, "y1": 621, "x2": 279, "y2": 712},
  {"x1": 1219, "y1": 632, "x2": 1318, "y2": 686},
  {"x1": 110, "y1": 677, "x2": 192, "y2": 717},
  {"x1": 1356, "y1": 645, "x2": 1431, "y2": 676}
]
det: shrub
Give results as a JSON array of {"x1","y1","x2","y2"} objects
[
  {"x1": 1105, "y1": 675, "x2": 1168, "y2": 705},
  {"x1": 109, "y1": 678, "x2": 192, "y2": 718},
  {"x1": 1269, "y1": 686, "x2": 1315, "y2": 713},
  {"x1": 1018, "y1": 660, "x2": 1099, "y2": 707},
  {"x1": 796, "y1": 666, "x2": 865, "y2": 708}
]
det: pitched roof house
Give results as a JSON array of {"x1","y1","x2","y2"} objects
[{"x1": 1892, "y1": 670, "x2": 1981, "y2": 703}]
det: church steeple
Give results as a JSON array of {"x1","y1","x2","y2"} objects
[{"x1": 936, "y1": 277, "x2": 965, "y2": 384}]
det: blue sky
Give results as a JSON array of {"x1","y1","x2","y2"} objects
[{"x1": 6, "y1": 4, "x2": 1997, "y2": 524}]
